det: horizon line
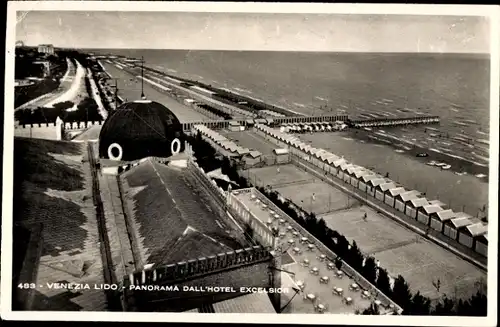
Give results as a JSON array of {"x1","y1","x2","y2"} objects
[{"x1": 17, "y1": 45, "x2": 490, "y2": 56}]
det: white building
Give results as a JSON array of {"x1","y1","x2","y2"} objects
[{"x1": 38, "y1": 44, "x2": 55, "y2": 55}]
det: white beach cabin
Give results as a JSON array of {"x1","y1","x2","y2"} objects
[
  {"x1": 429, "y1": 209, "x2": 457, "y2": 233},
  {"x1": 384, "y1": 187, "x2": 406, "y2": 208},
  {"x1": 416, "y1": 204, "x2": 442, "y2": 225},
  {"x1": 375, "y1": 182, "x2": 397, "y2": 202},
  {"x1": 443, "y1": 216, "x2": 472, "y2": 241},
  {"x1": 475, "y1": 232, "x2": 488, "y2": 257},
  {"x1": 458, "y1": 222, "x2": 488, "y2": 249},
  {"x1": 394, "y1": 190, "x2": 421, "y2": 213},
  {"x1": 405, "y1": 198, "x2": 429, "y2": 219}
]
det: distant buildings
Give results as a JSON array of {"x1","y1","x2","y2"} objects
[{"x1": 37, "y1": 44, "x2": 55, "y2": 55}]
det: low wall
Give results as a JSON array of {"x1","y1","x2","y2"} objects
[
  {"x1": 62, "y1": 120, "x2": 103, "y2": 130},
  {"x1": 122, "y1": 246, "x2": 277, "y2": 312},
  {"x1": 247, "y1": 187, "x2": 402, "y2": 314},
  {"x1": 227, "y1": 189, "x2": 277, "y2": 248},
  {"x1": 185, "y1": 157, "x2": 258, "y2": 244},
  {"x1": 125, "y1": 245, "x2": 270, "y2": 286},
  {"x1": 14, "y1": 123, "x2": 62, "y2": 140}
]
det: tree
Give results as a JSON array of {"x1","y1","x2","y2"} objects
[
  {"x1": 53, "y1": 101, "x2": 74, "y2": 112},
  {"x1": 392, "y1": 275, "x2": 412, "y2": 312},
  {"x1": 346, "y1": 241, "x2": 364, "y2": 271},
  {"x1": 362, "y1": 256, "x2": 377, "y2": 284},
  {"x1": 456, "y1": 290, "x2": 487, "y2": 316},
  {"x1": 221, "y1": 157, "x2": 231, "y2": 175},
  {"x1": 335, "y1": 234, "x2": 350, "y2": 258},
  {"x1": 334, "y1": 256, "x2": 343, "y2": 270},
  {"x1": 407, "y1": 291, "x2": 431, "y2": 315},
  {"x1": 431, "y1": 295, "x2": 456, "y2": 315},
  {"x1": 376, "y1": 268, "x2": 392, "y2": 298}
]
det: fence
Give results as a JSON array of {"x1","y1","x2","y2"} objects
[{"x1": 242, "y1": 153, "x2": 291, "y2": 169}]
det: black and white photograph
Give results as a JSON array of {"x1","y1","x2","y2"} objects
[{"x1": 1, "y1": 1, "x2": 498, "y2": 325}]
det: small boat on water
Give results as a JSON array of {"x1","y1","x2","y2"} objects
[
  {"x1": 434, "y1": 162, "x2": 446, "y2": 167},
  {"x1": 416, "y1": 153, "x2": 429, "y2": 157},
  {"x1": 476, "y1": 174, "x2": 487, "y2": 178},
  {"x1": 427, "y1": 161, "x2": 437, "y2": 166},
  {"x1": 455, "y1": 171, "x2": 467, "y2": 176},
  {"x1": 441, "y1": 164, "x2": 451, "y2": 170}
]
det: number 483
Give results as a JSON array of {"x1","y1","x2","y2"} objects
[{"x1": 18, "y1": 283, "x2": 36, "y2": 289}]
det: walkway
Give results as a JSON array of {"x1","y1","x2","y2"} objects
[{"x1": 45, "y1": 59, "x2": 87, "y2": 108}]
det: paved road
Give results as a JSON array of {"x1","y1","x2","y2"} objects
[{"x1": 16, "y1": 58, "x2": 76, "y2": 110}]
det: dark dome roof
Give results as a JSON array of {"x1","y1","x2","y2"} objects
[{"x1": 99, "y1": 100, "x2": 184, "y2": 161}]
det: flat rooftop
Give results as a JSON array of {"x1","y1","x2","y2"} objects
[
  {"x1": 234, "y1": 191, "x2": 374, "y2": 314},
  {"x1": 13, "y1": 138, "x2": 107, "y2": 310},
  {"x1": 119, "y1": 159, "x2": 249, "y2": 267}
]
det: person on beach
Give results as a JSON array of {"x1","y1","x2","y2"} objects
[{"x1": 363, "y1": 212, "x2": 367, "y2": 221}]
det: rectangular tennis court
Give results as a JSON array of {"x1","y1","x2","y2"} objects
[{"x1": 321, "y1": 207, "x2": 486, "y2": 301}]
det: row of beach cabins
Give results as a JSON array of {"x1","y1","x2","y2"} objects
[
  {"x1": 192, "y1": 124, "x2": 265, "y2": 166},
  {"x1": 254, "y1": 123, "x2": 488, "y2": 258}
]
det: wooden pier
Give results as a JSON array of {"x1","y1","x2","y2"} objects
[{"x1": 348, "y1": 115, "x2": 440, "y2": 128}]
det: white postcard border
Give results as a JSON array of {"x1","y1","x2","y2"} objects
[{"x1": 2, "y1": 2, "x2": 499, "y2": 326}]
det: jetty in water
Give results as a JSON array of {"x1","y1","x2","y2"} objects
[{"x1": 348, "y1": 115, "x2": 440, "y2": 128}]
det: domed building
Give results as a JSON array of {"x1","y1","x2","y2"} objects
[{"x1": 99, "y1": 99, "x2": 185, "y2": 162}]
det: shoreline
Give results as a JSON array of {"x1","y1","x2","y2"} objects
[{"x1": 347, "y1": 129, "x2": 489, "y2": 181}]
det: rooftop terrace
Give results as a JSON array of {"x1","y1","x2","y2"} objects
[{"x1": 233, "y1": 189, "x2": 394, "y2": 314}]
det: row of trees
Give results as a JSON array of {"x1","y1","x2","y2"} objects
[
  {"x1": 15, "y1": 97, "x2": 102, "y2": 124},
  {"x1": 185, "y1": 131, "x2": 487, "y2": 316}
]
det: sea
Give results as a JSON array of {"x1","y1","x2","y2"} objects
[{"x1": 91, "y1": 49, "x2": 491, "y2": 169}]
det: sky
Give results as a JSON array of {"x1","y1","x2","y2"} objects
[{"x1": 15, "y1": 11, "x2": 490, "y2": 53}]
